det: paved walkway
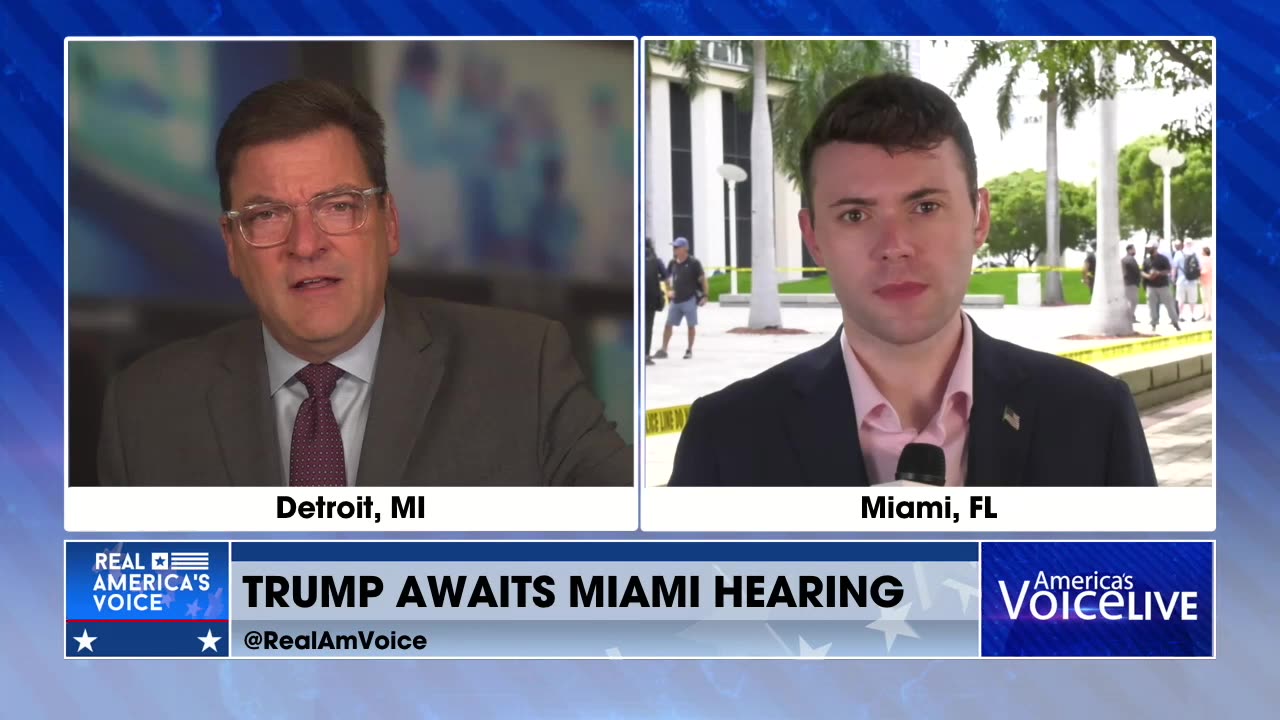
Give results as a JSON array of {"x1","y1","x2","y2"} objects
[
  {"x1": 645, "y1": 302, "x2": 1210, "y2": 409},
  {"x1": 643, "y1": 303, "x2": 1213, "y2": 488},
  {"x1": 1143, "y1": 389, "x2": 1212, "y2": 487}
]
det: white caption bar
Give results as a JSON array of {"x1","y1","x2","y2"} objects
[
  {"x1": 642, "y1": 486, "x2": 1215, "y2": 532},
  {"x1": 66, "y1": 487, "x2": 638, "y2": 532}
]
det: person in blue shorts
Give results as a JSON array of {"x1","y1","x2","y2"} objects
[{"x1": 653, "y1": 237, "x2": 708, "y2": 360}]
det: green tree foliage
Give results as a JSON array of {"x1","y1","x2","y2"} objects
[
  {"x1": 954, "y1": 40, "x2": 1108, "y2": 304},
  {"x1": 1119, "y1": 40, "x2": 1213, "y2": 153},
  {"x1": 982, "y1": 170, "x2": 1096, "y2": 266},
  {"x1": 732, "y1": 41, "x2": 908, "y2": 196},
  {"x1": 1117, "y1": 134, "x2": 1212, "y2": 242}
]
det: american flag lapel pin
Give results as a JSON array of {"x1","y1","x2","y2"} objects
[{"x1": 1002, "y1": 406, "x2": 1021, "y2": 431}]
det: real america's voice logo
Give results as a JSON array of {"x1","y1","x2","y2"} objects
[
  {"x1": 981, "y1": 542, "x2": 1213, "y2": 657},
  {"x1": 92, "y1": 549, "x2": 213, "y2": 612},
  {"x1": 67, "y1": 541, "x2": 231, "y2": 657}
]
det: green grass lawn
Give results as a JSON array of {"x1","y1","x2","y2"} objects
[{"x1": 706, "y1": 269, "x2": 1101, "y2": 304}]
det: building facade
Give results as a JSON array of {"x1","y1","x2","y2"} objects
[{"x1": 645, "y1": 40, "x2": 919, "y2": 282}]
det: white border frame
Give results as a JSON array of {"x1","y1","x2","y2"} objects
[
  {"x1": 637, "y1": 35, "x2": 1217, "y2": 533},
  {"x1": 62, "y1": 36, "x2": 644, "y2": 533}
]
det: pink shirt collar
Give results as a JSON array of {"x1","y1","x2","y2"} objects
[{"x1": 840, "y1": 314, "x2": 974, "y2": 486}]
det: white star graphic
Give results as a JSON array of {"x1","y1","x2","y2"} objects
[
  {"x1": 798, "y1": 635, "x2": 832, "y2": 657},
  {"x1": 73, "y1": 629, "x2": 97, "y2": 653},
  {"x1": 913, "y1": 562, "x2": 933, "y2": 610},
  {"x1": 185, "y1": 599, "x2": 203, "y2": 618},
  {"x1": 943, "y1": 578, "x2": 981, "y2": 614},
  {"x1": 204, "y1": 587, "x2": 224, "y2": 618},
  {"x1": 198, "y1": 629, "x2": 222, "y2": 652},
  {"x1": 866, "y1": 602, "x2": 920, "y2": 653}
]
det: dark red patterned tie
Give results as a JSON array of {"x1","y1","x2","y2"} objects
[{"x1": 289, "y1": 363, "x2": 346, "y2": 487}]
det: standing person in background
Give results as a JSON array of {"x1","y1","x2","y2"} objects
[
  {"x1": 1120, "y1": 243, "x2": 1141, "y2": 324},
  {"x1": 1170, "y1": 240, "x2": 1187, "y2": 321},
  {"x1": 643, "y1": 237, "x2": 668, "y2": 365},
  {"x1": 654, "y1": 237, "x2": 707, "y2": 361},
  {"x1": 1198, "y1": 245, "x2": 1214, "y2": 322},
  {"x1": 1082, "y1": 245, "x2": 1097, "y2": 297},
  {"x1": 1143, "y1": 242, "x2": 1181, "y2": 332},
  {"x1": 1178, "y1": 240, "x2": 1202, "y2": 322}
]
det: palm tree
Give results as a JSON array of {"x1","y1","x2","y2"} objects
[
  {"x1": 738, "y1": 41, "x2": 904, "y2": 189},
  {"x1": 746, "y1": 40, "x2": 782, "y2": 329},
  {"x1": 734, "y1": 41, "x2": 905, "y2": 328},
  {"x1": 954, "y1": 40, "x2": 1103, "y2": 306},
  {"x1": 1087, "y1": 44, "x2": 1137, "y2": 336}
]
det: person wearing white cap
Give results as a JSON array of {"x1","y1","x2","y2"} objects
[{"x1": 653, "y1": 237, "x2": 707, "y2": 360}]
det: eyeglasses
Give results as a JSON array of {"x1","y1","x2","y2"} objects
[{"x1": 223, "y1": 187, "x2": 385, "y2": 248}]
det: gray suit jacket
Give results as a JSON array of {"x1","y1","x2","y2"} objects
[{"x1": 97, "y1": 291, "x2": 632, "y2": 486}]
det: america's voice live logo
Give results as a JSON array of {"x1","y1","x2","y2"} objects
[{"x1": 980, "y1": 542, "x2": 1213, "y2": 658}]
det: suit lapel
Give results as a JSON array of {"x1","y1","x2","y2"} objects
[
  {"x1": 965, "y1": 319, "x2": 1033, "y2": 487},
  {"x1": 207, "y1": 322, "x2": 283, "y2": 487},
  {"x1": 781, "y1": 331, "x2": 870, "y2": 487},
  {"x1": 355, "y1": 291, "x2": 446, "y2": 486}
]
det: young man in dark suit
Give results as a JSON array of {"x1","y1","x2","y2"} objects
[{"x1": 669, "y1": 74, "x2": 1156, "y2": 488}]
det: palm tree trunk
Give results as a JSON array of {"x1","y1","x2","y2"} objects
[
  {"x1": 1087, "y1": 47, "x2": 1137, "y2": 336},
  {"x1": 748, "y1": 40, "x2": 781, "y2": 328},
  {"x1": 1044, "y1": 83, "x2": 1064, "y2": 305},
  {"x1": 644, "y1": 60, "x2": 653, "y2": 240}
]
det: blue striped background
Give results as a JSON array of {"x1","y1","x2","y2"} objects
[{"x1": 2, "y1": 0, "x2": 1272, "y2": 716}]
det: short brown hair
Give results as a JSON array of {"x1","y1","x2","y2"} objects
[
  {"x1": 799, "y1": 73, "x2": 978, "y2": 210},
  {"x1": 215, "y1": 78, "x2": 387, "y2": 211}
]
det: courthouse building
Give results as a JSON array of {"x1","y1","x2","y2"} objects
[{"x1": 644, "y1": 40, "x2": 920, "y2": 282}]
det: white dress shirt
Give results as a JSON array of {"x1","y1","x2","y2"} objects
[{"x1": 263, "y1": 308, "x2": 386, "y2": 486}]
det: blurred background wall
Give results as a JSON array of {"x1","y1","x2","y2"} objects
[{"x1": 68, "y1": 40, "x2": 636, "y2": 486}]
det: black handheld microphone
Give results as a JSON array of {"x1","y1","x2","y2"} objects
[{"x1": 893, "y1": 443, "x2": 946, "y2": 487}]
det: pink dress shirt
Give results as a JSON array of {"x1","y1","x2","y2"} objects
[{"x1": 840, "y1": 315, "x2": 974, "y2": 487}]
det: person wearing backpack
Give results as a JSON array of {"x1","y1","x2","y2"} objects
[{"x1": 1178, "y1": 240, "x2": 1202, "y2": 322}]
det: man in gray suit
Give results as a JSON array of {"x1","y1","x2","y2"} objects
[{"x1": 97, "y1": 78, "x2": 630, "y2": 487}]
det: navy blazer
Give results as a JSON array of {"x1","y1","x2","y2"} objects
[{"x1": 668, "y1": 317, "x2": 1157, "y2": 487}]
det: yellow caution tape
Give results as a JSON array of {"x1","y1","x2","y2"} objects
[
  {"x1": 1056, "y1": 329, "x2": 1213, "y2": 365},
  {"x1": 645, "y1": 405, "x2": 691, "y2": 437},
  {"x1": 645, "y1": 330, "x2": 1212, "y2": 436}
]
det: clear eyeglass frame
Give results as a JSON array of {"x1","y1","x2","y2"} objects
[{"x1": 223, "y1": 186, "x2": 385, "y2": 248}]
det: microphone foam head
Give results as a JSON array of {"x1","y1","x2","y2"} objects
[{"x1": 895, "y1": 443, "x2": 946, "y2": 485}]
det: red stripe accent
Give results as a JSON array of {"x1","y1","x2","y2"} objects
[{"x1": 66, "y1": 619, "x2": 229, "y2": 623}]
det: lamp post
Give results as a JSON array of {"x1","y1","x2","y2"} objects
[
  {"x1": 717, "y1": 163, "x2": 748, "y2": 296},
  {"x1": 1148, "y1": 146, "x2": 1185, "y2": 255}
]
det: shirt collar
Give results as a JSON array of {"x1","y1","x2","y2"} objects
[
  {"x1": 263, "y1": 305, "x2": 387, "y2": 396},
  {"x1": 840, "y1": 313, "x2": 974, "y2": 430}
]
